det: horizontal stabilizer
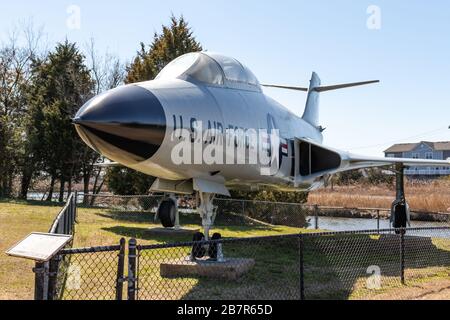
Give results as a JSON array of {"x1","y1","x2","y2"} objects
[
  {"x1": 261, "y1": 84, "x2": 308, "y2": 91},
  {"x1": 261, "y1": 80, "x2": 379, "y2": 92},
  {"x1": 314, "y1": 80, "x2": 379, "y2": 92}
]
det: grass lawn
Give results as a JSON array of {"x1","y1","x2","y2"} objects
[
  {"x1": 73, "y1": 206, "x2": 306, "y2": 248},
  {"x1": 0, "y1": 200, "x2": 64, "y2": 300},
  {"x1": 0, "y1": 199, "x2": 306, "y2": 300},
  {"x1": 1, "y1": 199, "x2": 449, "y2": 300}
]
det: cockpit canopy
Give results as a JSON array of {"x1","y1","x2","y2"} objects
[{"x1": 156, "y1": 52, "x2": 260, "y2": 90}]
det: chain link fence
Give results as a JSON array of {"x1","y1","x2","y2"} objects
[
  {"x1": 32, "y1": 193, "x2": 450, "y2": 300},
  {"x1": 77, "y1": 194, "x2": 309, "y2": 228},
  {"x1": 76, "y1": 193, "x2": 449, "y2": 231},
  {"x1": 44, "y1": 227, "x2": 450, "y2": 300},
  {"x1": 34, "y1": 192, "x2": 77, "y2": 300},
  {"x1": 52, "y1": 243, "x2": 125, "y2": 300},
  {"x1": 136, "y1": 235, "x2": 301, "y2": 300},
  {"x1": 135, "y1": 228, "x2": 450, "y2": 300}
]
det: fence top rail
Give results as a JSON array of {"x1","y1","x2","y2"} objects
[
  {"x1": 136, "y1": 226, "x2": 450, "y2": 251},
  {"x1": 82, "y1": 193, "x2": 449, "y2": 216},
  {"x1": 48, "y1": 193, "x2": 74, "y2": 234},
  {"x1": 137, "y1": 233, "x2": 302, "y2": 250},
  {"x1": 83, "y1": 193, "x2": 163, "y2": 199},
  {"x1": 59, "y1": 245, "x2": 121, "y2": 255},
  {"x1": 300, "y1": 226, "x2": 450, "y2": 238}
]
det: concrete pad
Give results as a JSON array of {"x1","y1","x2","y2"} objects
[
  {"x1": 147, "y1": 227, "x2": 200, "y2": 236},
  {"x1": 161, "y1": 257, "x2": 255, "y2": 280}
]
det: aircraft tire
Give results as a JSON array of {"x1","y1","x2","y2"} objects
[
  {"x1": 393, "y1": 203, "x2": 407, "y2": 234},
  {"x1": 208, "y1": 233, "x2": 222, "y2": 260},
  {"x1": 158, "y1": 199, "x2": 176, "y2": 228},
  {"x1": 192, "y1": 232, "x2": 206, "y2": 259}
]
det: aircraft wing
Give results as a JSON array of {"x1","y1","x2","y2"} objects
[
  {"x1": 343, "y1": 154, "x2": 450, "y2": 170},
  {"x1": 293, "y1": 138, "x2": 450, "y2": 181},
  {"x1": 93, "y1": 162, "x2": 121, "y2": 168}
]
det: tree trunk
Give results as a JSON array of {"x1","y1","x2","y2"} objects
[
  {"x1": 58, "y1": 179, "x2": 65, "y2": 202},
  {"x1": 20, "y1": 168, "x2": 34, "y2": 200},
  {"x1": 7, "y1": 174, "x2": 13, "y2": 198},
  {"x1": 90, "y1": 179, "x2": 105, "y2": 206},
  {"x1": 92, "y1": 167, "x2": 102, "y2": 194},
  {"x1": 46, "y1": 175, "x2": 56, "y2": 202},
  {"x1": 83, "y1": 169, "x2": 91, "y2": 205},
  {"x1": 68, "y1": 178, "x2": 72, "y2": 196}
]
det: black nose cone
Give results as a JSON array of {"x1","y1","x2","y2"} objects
[{"x1": 74, "y1": 85, "x2": 166, "y2": 165}]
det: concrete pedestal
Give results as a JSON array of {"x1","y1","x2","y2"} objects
[
  {"x1": 160, "y1": 257, "x2": 255, "y2": 280},
  {"x1": 147, "y1": 227, "x2": 200, "y2": 236}
]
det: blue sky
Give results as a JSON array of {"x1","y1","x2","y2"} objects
[{"x1": 1, "y1": 0, "x2": 449, "y2": 156}]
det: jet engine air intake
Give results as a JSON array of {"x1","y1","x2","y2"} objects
[{"x1": 298, "y1": 140, "x2": 341, "y2": 176}]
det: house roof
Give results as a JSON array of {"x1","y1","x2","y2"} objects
[{"x1": 384, "y1": 141, "x2": 450, "y2": 153}]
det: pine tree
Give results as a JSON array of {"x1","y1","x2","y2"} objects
[
  {"x1": 106, "y1": 15, "x2": 202, "y2": 194},
  {"x1": 27, "y1": 41, "x2": 94, "y2": 201},
  {"x1": 125, "y1": 15, "x2": 202, "y2": 83}
]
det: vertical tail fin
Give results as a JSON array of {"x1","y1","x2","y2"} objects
[{"x1": 302, "y1": 72, "x2": 321, "y2": 127}]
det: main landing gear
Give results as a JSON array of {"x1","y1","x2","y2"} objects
[
  {"x1": 156, "y1": 195, "x2": 180, "y2": 229},
  {"x1": 391, "y1": 163, "x2": 411, "y2": 233}
]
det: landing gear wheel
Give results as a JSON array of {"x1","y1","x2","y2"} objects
[
  {"x1": 393, "y1": 202, "x2": 407, "y2": 234},
  {"x1": 158, "y1": 199, "x2": 176, "y2": 228},
  {"x1": 192, "y1": 232, "x2": 206, "y2": 259},
  {"x1": 208, "y1": 233, "x2": 222, "y2": 260}
]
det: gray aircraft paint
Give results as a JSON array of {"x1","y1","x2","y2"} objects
[{"x1": 74, "y1": 52, "x2": 450, "y2": 195}]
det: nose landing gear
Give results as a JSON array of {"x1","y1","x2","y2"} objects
[
  {"x1": 155, "y1": 191, "x2": 224, "y2": 261},
  {"x1": 191, "y1": 192, "x2": 224, "y2": 262}
]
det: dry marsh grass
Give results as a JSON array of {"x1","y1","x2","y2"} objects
[{"x1": 308, "y1": 178, "x2": 450, "y2": 213}]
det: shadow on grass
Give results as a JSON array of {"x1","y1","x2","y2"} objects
[
  {"x1": 102, "y1": 225, "x2": 192, "y2": 243},
  {"x1": 97, "y1": 211, "x2": 156, "y2": 224},
  {"x1": 102, "y1": 220, "x2": 281, "y2": 244},
  {"x1": 132, "y1": 232, "x2": 450, "y2": 300},
  {"x1": 97, "y1": 210, "x2": 280, "y2": 230}
]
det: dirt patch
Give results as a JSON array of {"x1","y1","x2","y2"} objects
[{"x1": 367, "y1": 279, "x2": 450, "y2": 300}]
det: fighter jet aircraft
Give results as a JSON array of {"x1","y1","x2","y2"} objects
[{"x1": 73, "y1": 52, "x2": 450, "y2": 240}]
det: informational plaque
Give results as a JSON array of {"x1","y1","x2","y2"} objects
[{"x1": 5, "y1": 233, "x2": 73, "y2": 262}]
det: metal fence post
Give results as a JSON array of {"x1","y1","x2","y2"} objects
[
  {"x1": 314, "y1": 205, "x2": 319, "y2": 230},
  {"x1": 299, "y1": 234, "x2": 305, "y2": 300},
  {"x1": 128, "y1": 238, "x2": 137, "y2": 300},
  {"x1": 116, "y1": 238, "x2": 126, "y2": 300},
  {"x1": 74, "y1": 191, "x2": 78, "y2": 223},
  {"x1": 64, "y1": 203, "x2": 69, "y2": 234},
  {"x1": 33, "y1": 261, "x2": 48, "y2": 300},
  {"x1": 377, "y1": 210, "x2": 380, "y2": 234},
  {"x1": 400, "y1": 229, "x2": 405, "y2": 285},
  {"x1": 47, "y1": 255, "x2": 60, "y2": 300}
]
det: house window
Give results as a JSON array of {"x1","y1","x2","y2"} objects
[
  {"x1": 412, "y1": 153, "x2": 420, "y2": 159},
  {"x1": 425, "y1": 152, "x2": 433, "y2": 159},
  {"x1": 387, "y1": 153, "x2": 395, "y2": 158}
]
